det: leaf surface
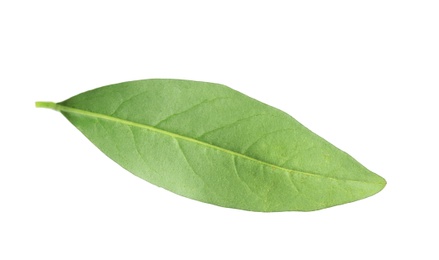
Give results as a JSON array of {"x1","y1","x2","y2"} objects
[{"x1": 36, "y1": 79, "x2": 386, "y2": 211}]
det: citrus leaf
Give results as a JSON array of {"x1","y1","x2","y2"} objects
[{"x1": 36, "y1": 79, "x2": 386, "y2": 211}]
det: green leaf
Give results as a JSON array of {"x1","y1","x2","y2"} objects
[{"x1": 36, "y1": 79, "x2": 386, "y2": 212}]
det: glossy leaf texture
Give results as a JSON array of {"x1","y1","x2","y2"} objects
[{"x1": 36, "y1": 79, "x2": 386, "y2": 211}]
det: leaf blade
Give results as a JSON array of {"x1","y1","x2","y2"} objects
[{"x1": 37, "y1": 79, "x2": 386, "y2": 211}]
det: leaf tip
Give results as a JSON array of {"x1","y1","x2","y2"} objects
[
  {"x1": 366, "y1": 173, "x2": 387, "y2": 200},
  {"x1": 379, "y1": 176, "x2": 387, "y2": 191}
]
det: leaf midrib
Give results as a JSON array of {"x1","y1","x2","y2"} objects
[{"x1": 37, "y1": 101, "x2": 382, "y2": 185}]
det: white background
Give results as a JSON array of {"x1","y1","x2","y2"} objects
[{"x1": 1, "y1": 1, "x2": 438, "y2": 259}]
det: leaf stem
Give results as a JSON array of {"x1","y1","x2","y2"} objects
[{"x1": 35, "y1": 101, "x2": 60, "y2": 110}]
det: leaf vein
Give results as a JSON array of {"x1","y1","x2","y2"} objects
[
  {"x1": 243, "y1": 128, "x2": 293, "y2": 153},
  {"x1": 154, "y1": 97, "x2": 230, "y2": 127},
  {"x1": 197, "y1": 113, "x2": 268, "y2": 139},
  {"x1": 54, "y1": 103, "x2": 383, "y2": 185},
  {"x1": 111, "y1": 91, "x2": 149, "y2": 116},
  {"x1": 231, "y1": 157, "x2": 265, "y2": 202}
]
